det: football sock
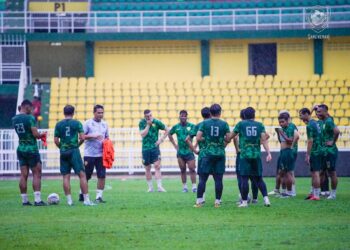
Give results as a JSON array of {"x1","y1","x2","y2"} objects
[
  {"x1": 196, "y1": 198, "x2": 204, "y2": 204},
  {"x1": 147, "y1": 180, "x2": 153, "y2": 189},
  {"x1": 215, "y1": 199, "x2": 221, "y2": 204},
  {"x1": 331, "y1": 189, "x2": 337, "y2": 197},
  {"x1": 34, "y1": 191, "x2": 41, "y2": 203},
  {"x1": 310, "y1": 186, "x2": 313, "y2": 194},
  {"x1": 292, "y1": 185, "x2": 296, "y2": 194},
  {"x1": 66, "y1": 194, "x2": 72, "y2": 205},
  {"x1": 21, "y1": 193, "x2": 28, "y2": 203},
  {"x1": 183, "y1": 183, "x2": 187, "y2": 189},
  {"x1": 156, "y1": 179, "x2": 162, "y2": 188},
  {"x1": 314, "y1": 188, "x2": 320, "y2": 198},
  {"x1": 83, "y1": 194, "x2": 90, "y2": 202},
  {"x1": 281, "y1": 189, "x2": 286, "y2": 194},
  {"x1": 96, "y1": 189, "x2": 103, "y2": 199},
  {"x1": 192, "y1": 184, "x2": 196, "y2": 190}
]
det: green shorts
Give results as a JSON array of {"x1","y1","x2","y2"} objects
[
  {"x1": 142, "y1": 147, "x2": 161, "y2": 166},
  {"x1": 199, "y1": 155, "x2": 225, "y2": 174},
  {"x1": 60, "y1": 148, "x2": 84, "y2": 175},
  {"x1": 310, "y1": 154, "x2": 322, "y2": 172},
  {"x1": 322, "y1": 151, "x2": 338, "y2": 172},
  {"x1": 177, "y1": 152, "x2": 195, "y2": 162},
  {"x1": 239, "y1": 156, "x2": 262, "y2": 177},
  {"x1": 278, "y1": 148, "x2": 295, "y2": 172},
  {"x1": 17, "y1": 150, "x2": 41, "y2": 168}
]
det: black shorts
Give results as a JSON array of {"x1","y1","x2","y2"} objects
[
  {"x1": 199, "y1": 155, "x2": 226, "y2": 175},
  {"x1": 177, "y1": 153, "x2": 195, "y2": 162},
  {"x1": 142, "y1": 147, "x2": 161, "y2": 166},
  {"x1": 84, "y1": 157, "x2": 106, "y2": 180}
]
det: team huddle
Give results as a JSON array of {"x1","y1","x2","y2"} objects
[{"x1": 12, "y1": 100, "x2": 339, "y2": 207}]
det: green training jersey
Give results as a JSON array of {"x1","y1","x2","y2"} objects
[
  {"x1": 233, "y1": 120, "x2": 265, "y2": 159},
  {"x1": 139, "y1": 118, "x2": 166, "y2": 151},
  {"x1": 279, "y1": 123, "x2": 298, "y2": 153},
  {"x1": 306, "y1": 119, "x2": 322, "y2": 156},
  {"x1": 170, "y1": 122, "x2": 195, "y2": 155},
  {"x1": 189, "y1": 120, "x2": 206, "y2": 160},
  {"x1": 54, "y1": 119, "x2": 84, "y2": 152},
  {"x1": 321, "y1": 116, "x2": 338, "y2": 154},
  {"x1": 198, "y1": 118, "x2": 230, "y2": 157},
  {"x1": 12, "y1": 114, "x2": 39, "y2": 153}
]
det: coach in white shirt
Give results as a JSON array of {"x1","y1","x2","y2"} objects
[{"x1": 81, "y1": 104, "x2": 109, "y2": 203}]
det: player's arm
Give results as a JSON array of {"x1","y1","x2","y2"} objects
[
  {"x1": 224, "y1": 132, "x2": 232, "y2": 147},
  {"x1": 233, "y1": 134, "x2": 240, "y2": 153},
  {"x1": 78, "y1": 132, "x2": 85, "y2": 146},
  {"x1": 326, "y1": 126, "x2": 340, "y2": 146},
  {"x1": 306, "y1": 138, "x2": 313, "y2": 165},
  {"x1": 54, "y1": 136, "x2": 60, "y2": 148},
  {"x1": 261, "y1": 132, "x2": 272, "y2": 162},
  {"x1": 155, "y1": 126, "x2": 169, "y2": 146},
  {"x1": 168, "y1": 133, "x2": 178, "y2": 150},
  {"x1": 30, "y1": 126, "x2": 42, "y2": 139},
  {"x1": 196, "y1": 130, "x2": 204, "y2": 142},
  {"x1": 140, "y1": 120, "x2": 152, "y2": 138},
  {"x1": 291, "y1": 129, "x2": 300, "y2": 148},
  {"x1": 185, "y1": 135, "x2": 198, "y2": 154}
]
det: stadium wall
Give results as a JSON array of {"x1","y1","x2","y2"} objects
[
  {"x1": 29, "y1": 42, "x2": 86, "y2": 78},
  {"x1": 28, "y1": 2, "x2": 88, "y2": 12},
  {"x1": 94, "y1": 41, "x2": 201, "y2": 81},
  {"x1": 324, "y1": 36, "x2": 350, "y2": 77}
]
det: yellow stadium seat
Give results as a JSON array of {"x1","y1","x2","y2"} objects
[
  {"x1": 324, "y1": 95, "x2": 334, "y2": 103},
  {"x1": 299, "y1": 81, "x2": 308, "y2": 88},
  {"x1": 312, "y1": 88, "x2": 321, "y2": 95},
  {"x1": 275, "y1": 89, "x2": 284, "y2": 96},
  {"x1": 284, "y1": 88, "x2": 293, "y2": 96},
  {"x1": 335, "y1": 110, "x2": 345, "y2": 117},
  {"x1": 335, "y1": 80, "x2": 344, "y2": 88},
  {"x1": 321, "y1": 88, "x2": 330, "y2": 95},
  {"x1": 265, "y1": 88, "x2": 274, "y2": 96},
  {"x1": 290, "y1": 80, "x2": 299, "y2": 88},
  {"x1": 263, "y1": 118, "x2": 273, "y2": 126},
  {"x1": 315, "y1": 95, "x2": 324, "y2": 103},
  {"x1": 340, "y1": 87, "x2": 349, "y2": 95}
]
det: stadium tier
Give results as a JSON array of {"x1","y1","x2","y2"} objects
[{"x1": 48, "y1": 75, "x2": 350, "y2": 129}]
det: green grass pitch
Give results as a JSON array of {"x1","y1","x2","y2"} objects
[{"x1": 0, "y1": 177, "x2": 349, "y2": 249}]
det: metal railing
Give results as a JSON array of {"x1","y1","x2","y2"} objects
[
  {"x1": 0, "y1": 5, "x2": 349, "y2": 33},
  {"x1": 1, "y1": 126, "x2": 349, "y2": 174}
]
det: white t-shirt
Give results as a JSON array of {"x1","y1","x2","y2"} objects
[{"x1": 83, "y1": 119, "x2": 109, "y2": 157}]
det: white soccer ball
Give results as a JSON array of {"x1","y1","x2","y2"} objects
[{"x1": 47, "y1": 193, "x2": 60, "y2": 205}]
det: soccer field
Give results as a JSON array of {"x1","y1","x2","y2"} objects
[{"x1": 0, "y1": 177, "x2": 349, "y2": 249}]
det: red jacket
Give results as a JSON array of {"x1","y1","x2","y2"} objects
[{"x1": 102, "y1": 139, "x2": 114, "y2": 169}]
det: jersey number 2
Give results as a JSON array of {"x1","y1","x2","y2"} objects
[{"x1": 65, "y1": 127, "x2": 71, "y2": 137}]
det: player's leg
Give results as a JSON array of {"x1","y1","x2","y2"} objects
[
  {"x1": 250, "y1": 177, "x2": 259, "y2": 202},
  {"x1": 144, "y1": 165, "x2": 153, "y2": 192},
  {"x1": 31, "y1": 160, "x2": 46, "y2": 206},
  {"x1": 239, "y1": 175, "x2": 249, "y2": 207},
  {"x1": 63, "y1": 174, "x2": 73, "y2": 205},
  {"x1": 177, "y1": 156, "x2": 188, "y2": 192},
  {"x1": 327, "y1": 152, "x2": 338, "y2": 199},
  {"x1": 95, "y1": 157, "x2": 106, "y2": 203},
  {"x1": 195, "y1": 173, "x2": 209, "y2": 207},
  {"x1": 19, "y1": 165, "x2": 31, "y2": 205},
  {"x1": 269, "y1": 156, "x2": 281, "y2": 196},
  {"x1": 213, "y1": 173, "x2": 224, "y2": 207},
  {"x1": 154, "y1": 159, "x2": 166, "y2": 192},
  {"x1": 73, "y1": 149, "x2": 94, "y2": 205},
  {"x1": 251, "y1": 176, "x2": 270, "y2": 207},
  {"x1": 81, "y1": 157, "x2": 94, "y2": 201},
  {"x1": 236, "y1": 153, "x2": 243, "y2": 203},
  {"x1": 187, "y1": 158, "x2": 197, "y2": 192}
]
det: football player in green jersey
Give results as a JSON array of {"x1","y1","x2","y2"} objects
[
  {"x1": 139, "y1": 109, "x2": 169, "y2": 192},
  {"x1": 185, "y1": 107, "x2": 211, "y2": 203},
  {"x1": 230, "y1": 107, "x2": 272, "y2": 208},
  {"x1": 316, "y1": 104, "x2": 340, "y2": 199},
  {"x1": 299, "y1": 108, "x2": 322, "y2": 200},
  {"x1": 275, "y1": 112, "x2": 299, "y2": 198},
  {"x1": 169, "y1": 110, "x2": 197, "y2": 193},
  {"x1": 54, "y1": 105, "x2": 94, "y2": 206},
  {"x1": 12, "y1": 100, "x2": 46, "y2": 206},
  {"x1": 195, "y1": 104, "x2": 231, "y2": 208}
]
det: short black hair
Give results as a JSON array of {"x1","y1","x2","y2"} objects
[
  {"x1": 210, "y1": 104, "x2": 221, "y2": 116},
  {"x1": 64, "y1": 105, "x2": 75, "y2": 116},
  {"x1": 278, "y1": 112, "x2": 289, "y2": 121},
  {"x1": 240, "y1": 109, "x2": 246, "y2": 120},
  {"x1": 318, "y1": 104, "x2": 328, "y2": 111},
  {"x1": 244, "y1": 107, "x2": 255, "y2": 119},
  {"x1": 179, "y1": 110, "x2": 188, "y2": 116},
  {"x1": 21, "y1": 99, "x2": 33, "y2": 107},
  {"x1": 201, "y1": 107, "x2": 210, "y2": 119},
  {"x1": 94, "y1": 104, "x2": 104, "y2": 113},
  {"x1": 144, "y1": 109, "x2": 151, "y2": 115},
  {"x1": 299, "y1": 108, "x2": 311, "y2": 115}
]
